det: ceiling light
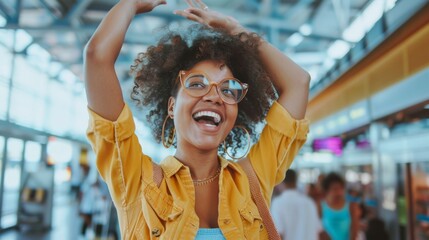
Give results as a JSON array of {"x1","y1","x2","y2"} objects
[
  {"x1": 287, "y1": 32, "x2": 304, "y2": 47},
  {"x1": 349, "y1": 107, "x2": 366, "y2": 119},
  {"x1": 327, "y1": 40, "x2": 350, "y2": 59},
  {"x1": 0, "y1": 15, "x2": 6, "y2": 27},
  {"x1": 323, "y1": 57, "x2": 336, "y2": 69},
  {"x1": 27, "y1": 43, "x2": 50, "y2": 60},
  {"x1": 338, "y1": 115, "x2": 349, "y2": 125},
  {"x1": 342, "y1": 0, "x2": 397, "y2": 42},
  {"x1": 299, "y1": 24, "x2": 312, "y2": 36},
  {"x1": 15, "y1": 30, "x2": 33, "y2": 52}
]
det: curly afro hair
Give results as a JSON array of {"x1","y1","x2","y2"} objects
[{"x1": 131, "y1": 25, "x2": 277, "y2": 157}]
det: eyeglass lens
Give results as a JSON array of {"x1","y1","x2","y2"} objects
[{"x1": 183, "y1": 74, "x2": 245, "y2": 104}]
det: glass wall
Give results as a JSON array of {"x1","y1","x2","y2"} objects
[
  {"x1": 0, "y1": 28, "x2": 87, "y2": 140},
  {"x1": 24, "y1": 141, "x2": 42, "y2": 172},
  {"x1": 410, "y1": 162, "x2": 429, "y2": 240},
  {"x1": 0, "y1": 137, "x2": 4, "y2": 187},
  {"x1": 0, "y1": 44, "x2": 11, "y2": 120},
  {"x1": 1, "y1": 138, "x2": 24, "y2": 229},
  {"x1": 0, "y1": 23, "x2": 88, "y2": 230}
]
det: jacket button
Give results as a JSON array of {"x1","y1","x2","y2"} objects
[
  {"x1": 224, "y1": 219, "x2": 231, "y2": 225},
  {"x1": 151, "y1": 228, "x2": 161, "y2": 237}
]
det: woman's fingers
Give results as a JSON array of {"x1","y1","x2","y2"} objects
[
  {"x1": 174, "y1": 9, "x2": 205, "y2": 24},
  {"x1": 185, "y1": 0, "x2": 208, "y2": 10},
  {"x1": 176, "y1": 1, "x2": 242, "y2": 33},
  {"x1": 185, "y1": 0, "x2": 196, "y2": 8},
  {"x1": 174, "y1": 7, "x2": 208, "y2": 20},
  {"x1": 193, "y1": 0, "x2": 208, "y2": 10},
  {"x1": 186, "y1": 7, "x2": 206, "y2": 17}
]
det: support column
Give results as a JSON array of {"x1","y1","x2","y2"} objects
[{"x1": 369, "y1": 122, "x2": 400, "y2": 239}]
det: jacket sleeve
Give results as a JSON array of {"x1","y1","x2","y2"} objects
[
  {"x1": 86, "y1": 104, "x2": 154, "y2": 207},
  {"x1": 248, "y1": 101, "x2": 309, "y2": 204}
]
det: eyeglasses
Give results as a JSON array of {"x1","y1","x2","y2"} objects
[{"x1": 177, "y1": 70, "x2": 248, "y2": 104}]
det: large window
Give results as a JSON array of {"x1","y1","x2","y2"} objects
[
  {"x1": 24, "y1": 141, "x2": 42, "y2": 172},
  {"x1": 0, "y1": 29, "x2": 15, "y2": 49},
  {"x1": 0, "y1": 29, "x2": 87, "y2": 140},
  {"x1": 0, "y1": 44, "x2": 12, "y2": 79},
  {"x1": 9, "y1": 55, "x2": 49, "y2": 130},
  {"x1": 0, "y1": 81, "x2": 8, "y2": 120},
  {"x1": 72, "y1": 93, "x2": 88, "y2": 138},
  {"x1": 46, "y1": 80, "x2": 73, "y2": 135},
  {"x1": 1, "y1": 138, "x2": 24, "y2": 229},
  {"x1": 0, "y1": 45, "x2": 11, "y2": 119},
  {"x1": 0, "y1": 136, "x2": 4, "y2": 186}
]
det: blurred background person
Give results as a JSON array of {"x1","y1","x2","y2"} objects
[
  {"x1": 347, "y1": 183, "x2": 363, "y2": 204},
  {"x1": 366, "y1": 217, "x2": 389, "y2": 240},
  {"x1": 273, "y1": 179, "x2": 287, "y2": 199},
  {"x1": 317, "y1": 174, "x2": 326, "y2": 194},
  {"x1": 91, "y1": 178, "x2": 118, "y2": 240},
  {"x1": 307, "y1": 182, "x2": 324, "y2": 217},
  {"x1": 271, "y1": 169, "x2": 322, "y2": 240},
  {"x1": 321, "y1": 172, "x2": 360, "y2": 240},
  {"x1": 78, "y1": 167, "x2": 96, "y2": 238},
  {"x1": 307, "y1": 183, "x2": 318, "y2": 201}
]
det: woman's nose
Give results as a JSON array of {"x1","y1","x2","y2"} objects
[{"x1": 202, "y1": 85, "x2": 222, "y2": 104}]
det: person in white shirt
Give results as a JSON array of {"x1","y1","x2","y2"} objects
[{"x1": 271, "y1": 169, "x2": 323, "y2": 240}]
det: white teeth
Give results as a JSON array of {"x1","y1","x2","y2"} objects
[{"x1": 194, "y1": 111, "x2": 221, "y2": 124}]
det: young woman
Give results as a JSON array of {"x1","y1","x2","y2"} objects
[
  {"x1": 321, "y1": 173, "x2": 360, "y2": 240},
  {"x1": 84, "y1": 0, "x2": 310, "y2": 239}
]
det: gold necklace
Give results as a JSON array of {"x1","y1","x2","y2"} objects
[{"x1": 192, "y1": 167, "x2": 221, "y2": 186}]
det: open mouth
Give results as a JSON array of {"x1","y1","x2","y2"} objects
[{"x1": 192, "y1": 111, "x2": 222, "y2": 127}]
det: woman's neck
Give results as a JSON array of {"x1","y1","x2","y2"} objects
[
  {"x1": 174, "y1": 144, "x2": 220, "y2": 181},
  {"x1": 327, "y1": 197, "x2": 346, "y2": 210}
]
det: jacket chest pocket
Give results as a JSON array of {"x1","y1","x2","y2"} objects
[
  {"x1": 239, "y1": 200, "x2": 266, "y2": 240},
  {"x1": 143, "y1": 184, "x2": 184, "y2": 239}
]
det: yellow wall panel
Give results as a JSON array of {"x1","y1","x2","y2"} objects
[
  {"x1": 367, "y1": 49, "x2": 405, "y2": 95},
  {"x1": 343, "y1": 76, "x2": 368, "y2": 106},
  {"x1": 307, "y1": 84, "x2": 345, "y2": 121},
  {"x1": 406, "y1": 25, "x2": 429, "y2": 74}
]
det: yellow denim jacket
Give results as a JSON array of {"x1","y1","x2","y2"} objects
[{"x1": 87, "y1": 101, "x2": 309, "y2": 240}]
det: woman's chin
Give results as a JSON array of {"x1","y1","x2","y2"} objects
[{"x1": 191, "y1": 141, "x2": 222, "y2": 153}]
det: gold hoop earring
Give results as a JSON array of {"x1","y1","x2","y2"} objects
[
  {"x1": 161, "y1": 115, "x2": 175, "y2": 148},
  {"x1": 223, "y1": 125, "x2": 251, "y2": 160}
]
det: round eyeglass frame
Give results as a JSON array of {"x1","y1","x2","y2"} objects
[{"x1": 177, "y1": 70, "x2": 249, "y2": 104}]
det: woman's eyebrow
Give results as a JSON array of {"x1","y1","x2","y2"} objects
[
  {"x1": 190, "y1": 68, "x2": 234, "y2": 80},
  {"x1": 219, "y1": 63, "x2": 226, "y2": 70}
]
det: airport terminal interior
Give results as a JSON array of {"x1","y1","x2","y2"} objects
[{"x1": 0, "y1": 0, "x2": 429, "y2": 239}]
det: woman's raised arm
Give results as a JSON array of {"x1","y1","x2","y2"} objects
[
  {"x1": 84, "y1": 0, "x2": 166, "y2": 121},
  {"x1": 255, "y1": 40, "x2": 310, "y2": 119}
]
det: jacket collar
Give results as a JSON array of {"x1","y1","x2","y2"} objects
[{"x1": 160, "y1": 155, "x2": 240, "y2": 178}]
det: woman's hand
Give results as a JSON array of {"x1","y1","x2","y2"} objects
[
  {"x1": 123, "y1": 0, "x2": 167, "y2": 14},
  {"x1": 174, "y1": 0, "x2": 247, "y2": 35}
]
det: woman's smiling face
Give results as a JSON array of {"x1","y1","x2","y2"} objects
[{"x1": 169, "y1": 60, "x2": 238, "y2": 151}]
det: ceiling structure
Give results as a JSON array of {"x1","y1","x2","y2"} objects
[{"x1": 0, "y1": 0, "x2": 400, "y2": 91}]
